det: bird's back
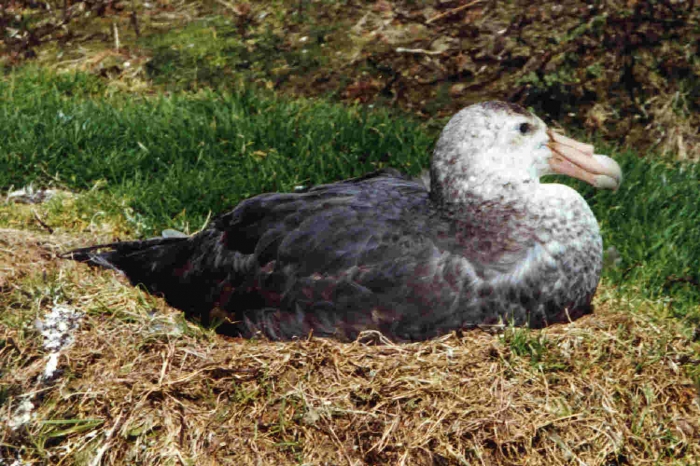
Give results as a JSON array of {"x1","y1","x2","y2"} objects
[{"x1": 178, "y1": 169, "x2": 468, "y2": 340}]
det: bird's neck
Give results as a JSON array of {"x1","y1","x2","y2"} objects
[
  {"x1": 430, "y1": 170, "x2": 536, "y2": 222},
  {"x1": 431, "y1": 175, "x2": 601, "y2": 268}
]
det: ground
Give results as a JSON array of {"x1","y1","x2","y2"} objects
[{"x1": 1, "y1": 190, "x2": 699, "y2": 465}]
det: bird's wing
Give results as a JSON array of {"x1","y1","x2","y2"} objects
[
  {"x1": 208, "y1": 169, "x2": 435, "y2": 274},
  {"x1": 194, "y1": 170, "x2": 497, "y2": 340}
]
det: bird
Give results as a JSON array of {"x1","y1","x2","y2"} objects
[{"x1": 65, "y1": 101, "x2": 622, "y2": 342}]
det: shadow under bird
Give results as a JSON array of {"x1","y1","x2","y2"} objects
[{"x1": 65, "y1": 101, "x2": 622, "y2": 341}]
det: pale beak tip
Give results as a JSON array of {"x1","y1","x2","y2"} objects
[
  {"x1": 593, "y1": 174, "x2": 621, "y2": 190},
  {"x1": 592, "y1": 154, "x2": 623, "y2": 190}
]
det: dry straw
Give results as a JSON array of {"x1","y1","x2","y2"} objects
[{"x1": 1, "y1": 227, "x2": 699, "y2": 465}]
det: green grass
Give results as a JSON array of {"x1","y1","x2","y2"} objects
[
  {"x1": 1, "y1": 67, "x2": 699, "y2": 323},
  {"x1": 0, "y1": 67, "x2": 432, "y2": 231},
  {"x1": 142, "y1": 12, "x2": 336, "y2": 93},
  {"x1": 560, "y1": 153, "x2": 700, "y2": 322},
  {"x1": 588, "y1": 155, "x2": 700, "y2": 322}
]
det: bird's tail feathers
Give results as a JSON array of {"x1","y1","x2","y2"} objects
[{"x1": 62, "y1": 237, "x2": 187, "y2": 269}]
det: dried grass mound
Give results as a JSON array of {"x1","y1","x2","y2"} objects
[{"x1": 1, "y1": 228, "x2": 699, "y2": 465}]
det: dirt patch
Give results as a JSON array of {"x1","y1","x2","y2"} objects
[{"x1": 1, "y1": 228, "x2": 699, "y2": 464}]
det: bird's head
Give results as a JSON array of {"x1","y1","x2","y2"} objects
[{"x1": 430, "y1": 101, "x2": 622, "y2": 199}]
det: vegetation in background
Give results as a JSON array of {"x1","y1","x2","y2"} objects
[
  {"x1": 0, "y1": 68, "x2": 432, "y2": 231},
  {"x1": 0, "y1": 0, "x2": 124, "y2": 62},
  {"x1": 5, "y1": 1, "x2": 700, "y2": 158}
]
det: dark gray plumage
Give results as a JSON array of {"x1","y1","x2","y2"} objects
[{"x1": 66, "y1": 102, "x2": 621, "y2": 341}]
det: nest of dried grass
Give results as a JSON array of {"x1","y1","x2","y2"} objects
[{"x1": 1, "y1": 228, "x2": 699, "y2": 465}]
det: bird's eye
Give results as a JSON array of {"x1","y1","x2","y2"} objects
[{"x1": 518, "y1": 122, "x2": 532, "y2": 134}]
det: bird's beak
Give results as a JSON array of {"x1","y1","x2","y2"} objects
[{"x1": 547, "y1": 130, "x2": 622, "y2": 190}]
